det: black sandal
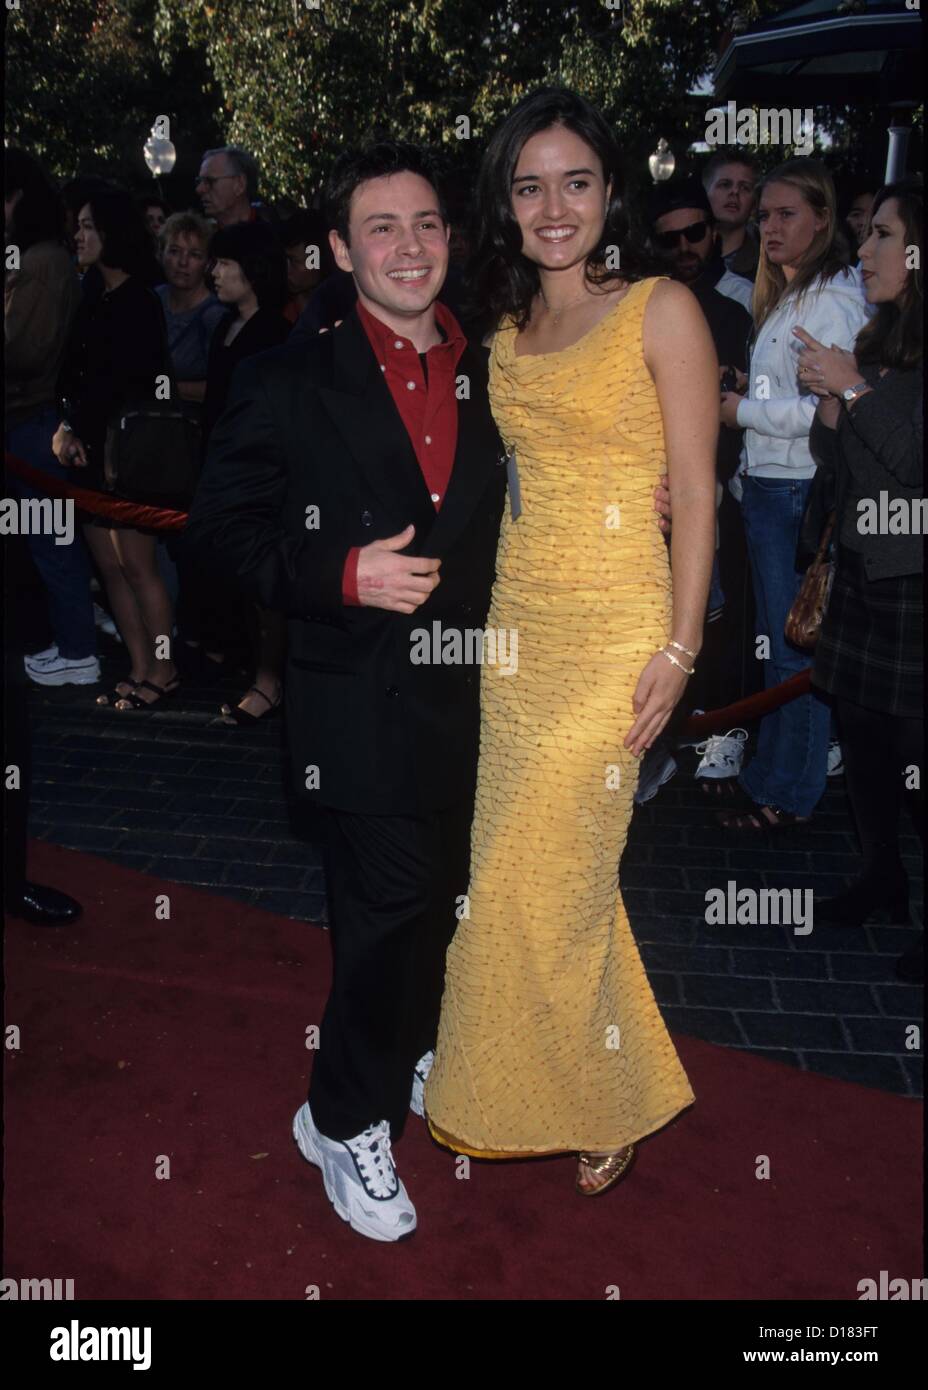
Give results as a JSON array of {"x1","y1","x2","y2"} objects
[
  {"x1": 718, "y1": 804, "x2": 811, "y2": 834},
  {"x1": 219, "y1": 685, "x2": 281, "y2": 726},
  {"x1": 96, "y1": 677, "x2": 141, "y2": 707},
  {"x1": 699, "y1": 775, "x2": 749, "y2": 801},
  {"x1": 115, "y1": 675, "x2": 181, "y2": 711}
]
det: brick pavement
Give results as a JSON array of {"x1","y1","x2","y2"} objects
[{"x1": 24, "y1": 639, "x2": 923, "y2": 1099}]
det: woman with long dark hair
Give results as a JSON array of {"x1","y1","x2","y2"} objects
[
  {"x1": 52, "y1": 187, "x2": 181, "y2": 710},
  {"x1": 795, "y1": 177, "x2": 923, "y2": 982},
  {"x1": 715, "y1": 159, "x2": 871, "y2": 831},
  {"x1": 424, "y1": 88, "x2": 717, "y2": 1192}
]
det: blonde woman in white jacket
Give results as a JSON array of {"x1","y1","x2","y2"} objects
[{"x1": 715, "y1": 159, "x2": 870, "y2": 832}]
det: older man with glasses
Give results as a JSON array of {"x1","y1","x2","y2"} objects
[{"x1": 196, "y1": 146, "x2": 262, "y2": 229}]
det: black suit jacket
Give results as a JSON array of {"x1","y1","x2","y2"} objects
[{"x1": 184, "y1": 307, "x2": 507, "y2": 815}]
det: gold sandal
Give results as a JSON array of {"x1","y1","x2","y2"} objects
[{"x1": 576, "y1": 1143, "x2": 637, "y2": 1196}]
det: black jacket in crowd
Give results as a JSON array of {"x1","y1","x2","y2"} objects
[{"x1": 185, "y1": 307, "x2": 508, "y2": 816}]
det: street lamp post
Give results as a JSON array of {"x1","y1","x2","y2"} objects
[
  {"x1": 143, "y1": 124, "x2": 177, "y2": 191},
  {"x1": 649, "y1": 138, "x2": 675, "y2": 184}
]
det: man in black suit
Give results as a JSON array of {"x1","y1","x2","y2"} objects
[{"x1": 185, "y1": 142, "x2": 507, "y2": 1242}]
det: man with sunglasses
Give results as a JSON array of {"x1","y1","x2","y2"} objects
[{"x1": 648, "y1": 177, "x2": 753, "y2": 315}]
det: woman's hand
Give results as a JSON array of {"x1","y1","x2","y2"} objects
[
  {"x1": 793, "y1": 326, "x2": 861, "y2": 398},
  {"x1": 52, "y1": 425, "x2": 89, "y2": 467},
  {"x1": 625, "y1": 650, "x2": 690, "y2": 756},
  {"x1": 720, "y1": 390, "x2": 742, "y2": 428},
  {"x1": 653, "y1": 472, "x2": 671, "y2": 535}
]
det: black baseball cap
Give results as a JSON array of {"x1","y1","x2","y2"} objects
[{"x1": 647, "y1": 177, "x2": 714, "y2": 227}]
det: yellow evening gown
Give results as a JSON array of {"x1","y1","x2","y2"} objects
[{"x1": 425, "y1": 276, "x2": 696, "y2": 1156}]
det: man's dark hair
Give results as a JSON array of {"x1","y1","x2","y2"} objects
[
  {"x1": 702, "y1": 149, "x2": 760, "y2": 187},
  {"x1": 4, "y1": 147, "x2": 66, "y2": 251},
  {"x1": 324, "y1": 140, "x2": 447, "y2": 245},
  {"x1": 209, "y1": 220, "x2": 288, "y2": 310},
  {"x1": 467, "y1": 86, "x2": 646, "y2": 333},
  {"x1": 855, "y1": 176, "x2": 922, "y2": 370},
  {"x1": 86, "y1": 186, "x2": 161, "y2": 282}
]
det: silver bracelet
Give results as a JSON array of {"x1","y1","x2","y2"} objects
[
  {"x1": 667, "y1": 638, "x2": 698, "y2": 659},
  {"x1": 659, "y1": 647, "x2": 695, "y2": 677}
]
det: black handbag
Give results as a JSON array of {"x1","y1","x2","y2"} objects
[
  {"x1": 104, "y1": 398, "x2": 203, "y2": 502},
  {"x1": 103, "y1": 307, "x2": 203, "y2": 503}
]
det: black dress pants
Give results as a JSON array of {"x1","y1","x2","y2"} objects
[{"x1": 307, "y1": 795, "x2": 473, "y2": 1142}]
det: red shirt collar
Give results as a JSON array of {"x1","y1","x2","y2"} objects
[{"x1": 356, "y1": 297, "x2": 466, "y2": 356}]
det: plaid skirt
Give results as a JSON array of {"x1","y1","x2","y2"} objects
[{"x1": 813, "y1": 544, "x2": 923, "y2": 716}]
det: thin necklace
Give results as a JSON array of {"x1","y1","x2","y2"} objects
[{"x1": 540, "y1": 287, "x2": 591, "y2": 326}]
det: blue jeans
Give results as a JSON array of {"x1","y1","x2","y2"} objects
[
  {"x1": 738, "y1": 475, "x2": 830, "y2": 817},
  {"x1": 5, "y1": 407, "x2": 97, "y2": 659}
]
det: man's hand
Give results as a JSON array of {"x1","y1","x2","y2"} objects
[
  {"x1": 356, "y1": 524, "x2": 441, "y2": 613},
  {"x1": 653, "y1": 473, "x2": 671, "y2": 535},
  {"x1": 52, "y1": 424, "x2": 88, "y2": 467}
]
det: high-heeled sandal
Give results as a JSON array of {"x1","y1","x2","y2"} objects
[
  {"x1": 219, "y1": 685, "x2": 281, "y2": 726},
  {"x1": 96, "y1": 677, "x2": 141, "y2": 707},
  {"x1": 114, "y1": 675, "x2": 181, "y2": 711},
  {"x1": 576, "y1": 1143, "x2": 637, "y2": 1196}
]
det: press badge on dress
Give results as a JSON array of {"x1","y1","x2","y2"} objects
[{"x1": 506, "y1": 446, "x2": 522, "y2": 520}]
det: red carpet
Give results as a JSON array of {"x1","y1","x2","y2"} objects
[{"x1": 4, "y1": 841, "x2": 922, "y2": 1301}]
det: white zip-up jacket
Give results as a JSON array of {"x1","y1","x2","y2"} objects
[{"x1": 732, "y1": 265, "x2": 870, "y2": 490}]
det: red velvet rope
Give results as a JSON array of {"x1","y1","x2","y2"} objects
[
  {"x1": 5, "y1": 453, "x2": 189, "y2": 530},
  {"x1": 5, "y1": 451, "x2": 816, "y2": 738}
]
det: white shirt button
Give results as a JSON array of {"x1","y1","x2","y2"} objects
[
  {"x1": 424, "y1": 435, "x2": 432, "y2": 444},
  {"x1": 430, "y1": 492, "x2": 440, "y2": 503},
  {"x1": 406, "y1": 381, "x2": 416, "y2": 390},
  {"x1": 394, "y1": 339, "x2": 404, "y2": 350},
  {"x1": 379, "y1": 364, "x2": 386, "y2": 372}
]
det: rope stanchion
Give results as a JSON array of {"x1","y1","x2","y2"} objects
[
  {"x1": 677, "y1": 671, "x2": 812, "y2": 739},
  {"x1": 4, "y1": 452, "x2": 189, "y2": 531},
  {"x1": 5, "y1": 449, "x2": 815, "y2": 733}
]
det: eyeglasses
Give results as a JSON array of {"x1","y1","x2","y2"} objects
[
  {"x1": 195, "y1": 175, "x2": 238, "y2": 190},
  {"x1": 653, "y1": 220, "x2": 709, "y2": 251}
]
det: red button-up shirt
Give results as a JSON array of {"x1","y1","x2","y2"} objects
[{"x1": 342, "y1": 299, "x2": 467, "y2": 604}]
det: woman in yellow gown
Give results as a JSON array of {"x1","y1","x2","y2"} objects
[{"x1": 424, "y1": 89, "x2": 719, "y2": 1192}]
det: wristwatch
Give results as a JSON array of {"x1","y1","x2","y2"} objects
[{"x1": 841, "y1": 381, "x2": 871, "y2": 405}]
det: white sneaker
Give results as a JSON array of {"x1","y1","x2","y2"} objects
[
  {"x1": 24, "y1": 644, "x2": 59, "y2": 668},
  {"x1": 409, "y1": 1050, "x2": 434, "y2": 1118},
  {"x1": 827, "y1": 740, "x2": 844, "y2": 778},
  {"x1": 292, "y1": 1103, "x2": 416, "y2": 1242},
  {"x1": 24, "y1": 653, "x2": 101, "y2": 686},
  {"x1": 93, "y1": 603, "x2": 120, "y2": 639},
  {"x1": 634, "y1": 746, "x2": 677, "y2": 804},
  {"x1": 694, "y1": 727, "x2": 748, "y2": 781}
]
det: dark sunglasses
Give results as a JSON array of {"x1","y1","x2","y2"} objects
[{"x1": 653, "y1": 220, "x2": 709, "y2": 251}]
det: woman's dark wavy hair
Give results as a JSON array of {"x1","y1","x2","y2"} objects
[
  {"x1": 467, "y1": 87, "x2": 646, "y2": 332},
  {"x1": 85, "y1": 187, "x2": 161, "y2": 283},
  {"x1": 854, "y1": 176, "x2": 922, "y2": 370},
  {"x1": 209, "y1": 221, "x2": 288, "y2": 312},
  {"x1": 4, "y1": 147, "x2": 66, "y2": 251}
]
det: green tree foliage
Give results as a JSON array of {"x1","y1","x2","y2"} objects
[
  {"x1": 153, "y1": 0, "x2": 731, "y2": 203},
  {"x1": 5, "y1": 0, "x2": 220, "y2": 189}
]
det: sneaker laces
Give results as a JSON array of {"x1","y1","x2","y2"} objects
[
  {"x1": 343, "y1": 1121, "x2": 398, "y2": 1199},
  {"x1": 694, "y1": 728, "x2": 748, "y2": 765}
]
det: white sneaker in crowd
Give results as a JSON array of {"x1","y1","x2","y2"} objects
[
  {"x1": 694, "y1": 727, "x2": 748, "y2": 782},
  {"x1": 93, "y1": 602, "x2": 120, "y2": 639},
  {"x1": 292, "y1": 1103, "x2": 416, "y2": 1242},
  {"x1": 634, "y1": 745, "x2": 678, "y2": 804},
  {"x1": 24, "y1": 644, "x2": 59, "y2": 666},
  {"x1": 409, "y1": 1050, "x2": 434, "y2": 1118},
  {"x1": 827, "y1": 740, "x2": 844, "y2": 778},
  {"x1": 23, "y1": 652, "x2": 101, "y2": 686}
]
